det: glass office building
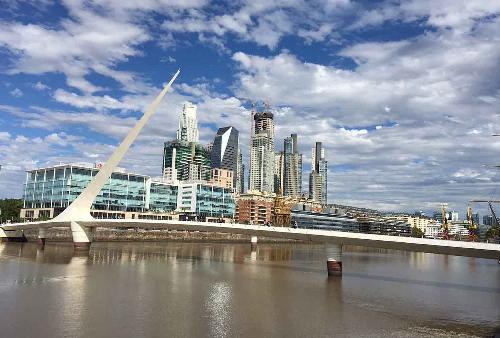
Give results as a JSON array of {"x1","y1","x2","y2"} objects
[
  {"x1": 21, "y1": 164, "x2": 234, "y2": 221},
  {"x1": 23, "y1": 164, "x2": 149, "y2": 213},
  {"x1": 196, "y1": 184, "x2": 235, "y2": 218},
  {"x1": 177, "y1": 183, "x2": 235, "y2": 219}
]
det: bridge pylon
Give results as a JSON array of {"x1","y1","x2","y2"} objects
[{"x1": 48, "y1": 70, "x2": 180, "y2": 250}]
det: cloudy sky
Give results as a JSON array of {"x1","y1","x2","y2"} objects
[{"x1": 0, "y1": 0, "x2": 499, "y2": 217}]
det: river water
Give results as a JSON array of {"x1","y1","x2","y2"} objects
[{"x1": 0, "y1": 242, "x2": 498, "y2": 338}]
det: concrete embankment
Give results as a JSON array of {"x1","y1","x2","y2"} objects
[{"x1": 23, "y1": 228, "x2": 298, "y2": 243}]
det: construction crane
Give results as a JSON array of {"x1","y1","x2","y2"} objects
[
  {"x1": 467, "y1": 206, "x2": 478, "y2": 241},
  {"x1": 272, "y1": 197, "x2": 297, "y2": 227},
  {"x1": 470, "y1": 200, "x2": 500, "y2": 242},
  {"x1": 271, "y1": 189, "x2": 299, "y2": 227},
  {"x1": 441, "y1": 203, "x2": 450, "y2": 240}
]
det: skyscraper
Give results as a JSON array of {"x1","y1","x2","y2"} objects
[
  {"x1": 283, "y1": 134, "x2": 302, "y2": 197},
  {"x1": 249, "y1": 110, "x2": 275, "y2": 193},
  {"x1": 236, "y1": 150, "x2": 244, "y2": 194},
  {"x1": 163, "y1": 140, "x2": 211, "y2": 181},
  {"x1": 210, "y1": 126, "x2": 244, "y2": 193},
  {"x1": 309, "y1": 142, "x2": 327, "y2": 204},
  {"x1": 176, "y1": 102, "x2": 199, "y2": 143},
  {"x1": 163, "y1": 102, "x2": 210, "y2": 182},
  {"x1": 274, "y1": 151, "x2": 284, "y2": 194}
]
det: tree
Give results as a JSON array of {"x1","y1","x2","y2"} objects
[
  {"x1": 0, "y1": 199, "x2": 23, "y2": 223},
  {"x1": 411, "y1": 226, "x2": 424, "y2": 238},
  {"x1": 485, "y1": 226, "x2": 500, "y2": 243}
]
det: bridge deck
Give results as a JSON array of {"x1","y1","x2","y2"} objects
[{"x1": 2, "y1": 219, "x2": 499, "y2": 260}]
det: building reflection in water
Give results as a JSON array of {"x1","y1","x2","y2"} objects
[{"x1": 84, "y1": 242, "x2": 298, "y2": 266}]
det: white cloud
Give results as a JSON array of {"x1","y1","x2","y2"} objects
[
  {"x1": 0, "y1": 0, "x2": 208, "y2": 95},
  {"x1": 0, "y1": 132, "x2": 11, "y2": 141},
  {"x1": 160, "y1": 1, "x2": 354, "y2": 50},
  {"x1": 9, "y1": 88, "x2": 23, "y2": 97},
  {"x1": 351, "y1": 0, "x2": 500, "y2": 34},
  {"x1": 33, "y1": 81, "x2": 50, "y2": 91}
]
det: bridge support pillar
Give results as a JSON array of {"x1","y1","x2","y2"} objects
[
  {"x1": 0, "y1": 228, "x2": 27, "y2": 242},
  {"x1": 250, "y1": 236, "x2": 258, "y2": 250},
  {"x1": 37, "y1": 228, "x2": 47, "y2": 248},
  {"x1": 326, "y1": 245, "x2": 343, "y2": 277},
  {"x1": 71, "y1": 221, "x2": 93, "y2": 251}
]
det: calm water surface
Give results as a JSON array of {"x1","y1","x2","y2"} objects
[{"x1": 0, "y1": 242, "x2": 499, "y2": 338}]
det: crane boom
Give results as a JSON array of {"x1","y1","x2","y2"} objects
[{"x1": 488, "y1": 202, "x2": 499, "y2": 226}]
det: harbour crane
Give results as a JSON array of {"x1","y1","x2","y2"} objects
[{"x1": 466, "y1": 206, "x2": 478, "y2": 241}]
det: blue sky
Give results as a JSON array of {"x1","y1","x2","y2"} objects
[{"x1": 0, "y1": 0, "x2": 499, "y2": 218}]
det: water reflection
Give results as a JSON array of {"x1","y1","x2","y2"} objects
[
  {"x1": 85, "y1": 242, "x2": 297, "y2": 266},
  {"x1": 0, "y1": 242, "x2": 498, "y2": 338},
  {"x1": 0, "y1": 242, "x2": 76, "y2": 264}
]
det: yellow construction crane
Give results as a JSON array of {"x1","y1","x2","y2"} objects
[
  {"x1": 467, "y1": 206, "x2": 478, "y2": 241},
  {"x1": 441, "y1": 203, "x2": 450, "y2": 240},
  {"x1": 272, "y1": 191, "x2": 298, "y2": 227}
]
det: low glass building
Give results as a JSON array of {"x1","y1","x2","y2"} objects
[
  {"x1": 21, "y1": 164, "x2": 234, "y2": 221},
  {"x1": 177, "y1": 182, "x2": 235, "y2": 220}
]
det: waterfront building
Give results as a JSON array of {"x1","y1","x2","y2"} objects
[
  {"x1": 236, "y1": 190, "x2": 275, "y2": 225},
  {"x1": 357, "y1": 215, "x2": 411, "y2": 236},
  {"x1": 210, "y1": 126, "x2": 243, "y2": 192},
  {"x1": 176, "y1": 182, "x2": 235, "y2": 220},
  {"x1": 424, "y1": 223, "x2": 442, "y2": 238},
  {"x1": 448, "y1": 221, "x2": 470, "y2": 237},
  {"x1": 176, "y1": 102, "x2": 199, "y2": 143},
  {"x1": 407, "y1": 216, "x2": 442, "y2": 238},
  {"x1": 283, "y1": 134, "x2": 302, "y2": 198},
  {"x1": 309, "y1": 142, "x2": 327, "y2": 204},
  {"x1": 20, "y1": 163, "x2": 235, "y2": 222},
  {"x1": 291, "y1": 209, "x2": 360, "y2": 232},
  {"x1": 249, "y1": 110, "x2": 275, "y2": 193}
]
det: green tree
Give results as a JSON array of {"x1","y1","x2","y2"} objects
[
  {"x1": 411, "y1": 226, "x2": 424, "y2": 238},
  {"x1": 0, "y1": 199, "x2": 23, "y2": 223}
]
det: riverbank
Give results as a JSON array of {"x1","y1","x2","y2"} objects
[{"x1": 23, "y1": 228, "x2": 299, "y2": 243}]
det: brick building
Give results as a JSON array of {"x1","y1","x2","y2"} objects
[{"x1": 236, "y1": 190, "x2": 275, "y2": 225}]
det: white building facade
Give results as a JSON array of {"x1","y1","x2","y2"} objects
[{"x1": 176, "y1": 102, "x2": 199, "y2": 143}]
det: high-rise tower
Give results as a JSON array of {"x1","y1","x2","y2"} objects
[
  {"x1": 249, "y1": 109, "x2": 275, "y2": 193},
  {"x1": 176, "y1": 102, "x2": 199, "y2": 143},
  {"x1": 163, "y1": 102, "x2": 210, "y2": 182},
  {"x1": 210, "y1": 126, "x2": 244, "y2": 193},
  {"x1": 283, "y1": 134, "x2": 302, "y2": 197},
  {"x1": 309, "y1": 142, "x2": 327, "y2": 204}
]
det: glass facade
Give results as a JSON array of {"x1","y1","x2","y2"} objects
[
  {"x1": 163, "y1": 140, "x2": 211, "y2": 181},
  {"x1": 210, "y1": 126, "x2": 240, "y2": 189},
  {"x1": 22, "y1": 164, "x2": 235, "y2": 219},
  {"x1": 149, "y1": 182, "x2": 178, "y2": 212},
  {"x1": 23, "y1": 165, "x2": 148, "y2": 212},
  {"x1": 196, "y1": 184, "x2": 235, "y2": 218}
]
